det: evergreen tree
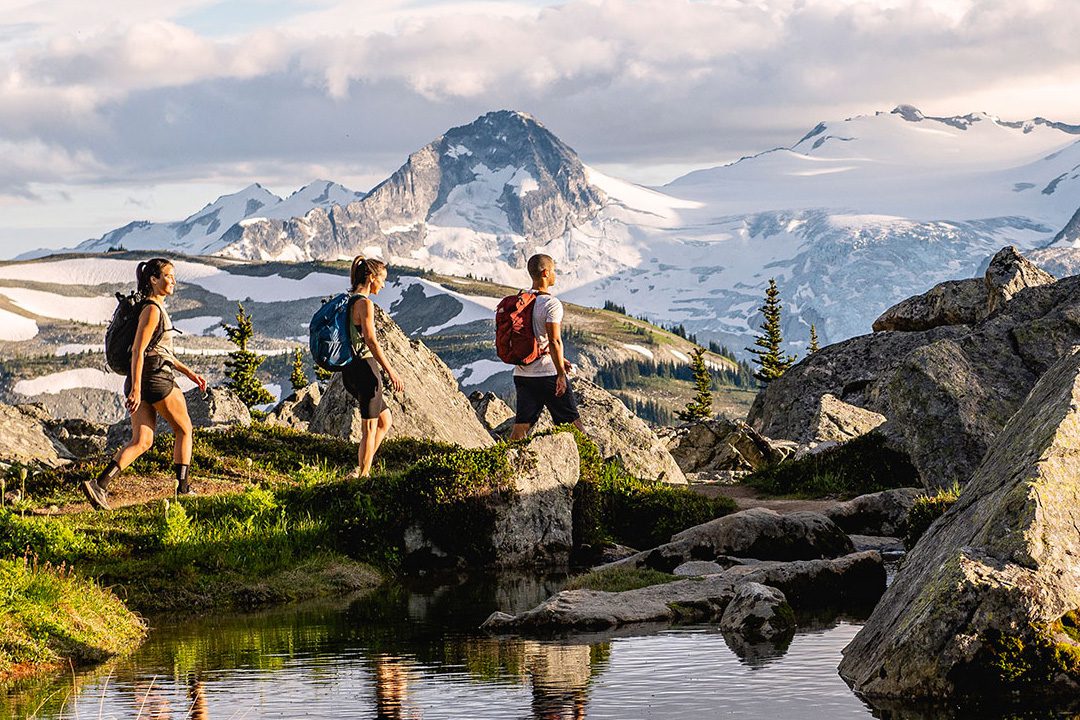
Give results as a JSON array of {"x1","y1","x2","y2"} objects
[
  {"x1": 289, "y1": 347, "x2": 309, "y2": 392},
  {"x1": 808, "y1": 323, "x2": 820, "y2": 354},
  {"x1": 222, "y1": 302, "x2": 274, "y2": 408},
  {"x1": 746, "y1": 278, "x2": 797, "y2": 383},
  {"x1": 676, "y1": 348, "x2": 713, "y2": 422}
]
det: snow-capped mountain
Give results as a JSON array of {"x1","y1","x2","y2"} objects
[
  {"x1": 218, "y1": 110, "x2": 607, "y2": 271},
  {"x1": 33, "y1": 106, "x2": 1080, "y2": 351},
  {"x1": 72, "y1": 181, "x2": 364, "y2": 257}
]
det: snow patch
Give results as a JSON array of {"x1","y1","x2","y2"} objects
[
  {"x1": 174, "y1": 316, "x2": 223, "y2": 336},
  {"x1": 0, "y1": 307, "x2": 38, "y2": 341},
  {"x1": 670, "y1": 349, "x2": 690, "y2": 363},
  {"x1": 14, "y1": 369, "x2": 124, "y2": 396},
  {"x1": 0, "y1": 287, "x2": 116, "y2": 324},
  {"x1": 454, "y1": 359, "x2": 509, "y2": 385},
  {"x1": 622, "y1": 343, "x2": 654, "y2": 360}
]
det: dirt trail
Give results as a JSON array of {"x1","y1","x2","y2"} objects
[
  {"x1": 36, "y1": 473, "x2": 249, "y2": 516},
  {"x1": 691, "y1": 483, "x2": 839, "y2": 515}
]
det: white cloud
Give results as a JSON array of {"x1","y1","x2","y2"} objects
[{"x1": 3, "y1": 0, "x2": 1080, "y2": 255}]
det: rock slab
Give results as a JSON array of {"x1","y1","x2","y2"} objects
[
  {"x1": 838, "y1": 349, "x2": 1080, "y2": 700},
  {"x1": 310, "y1": 305, "x2": 493, "y2": 448}
]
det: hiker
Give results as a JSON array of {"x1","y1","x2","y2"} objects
[
  {"x1": 509, "y1": 254, "x2": 584, "y2": 441},
  {"x1": 346, "y1": 255, "x2": 404, "y2": 477},
  {"x1": 83, "y1": 258, "x2": 207, "y2": 510}
]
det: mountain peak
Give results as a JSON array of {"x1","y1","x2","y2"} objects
[{"x1": 891, "y1": 104, "x2": 925, "y2": 122}]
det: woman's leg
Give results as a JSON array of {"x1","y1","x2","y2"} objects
[
  {"x1": 372, "y1": 408, "x2": 392, "y2": 457},
  {"x1": 153, "y1": 387, "x2": 193, "y2": 465},
  {"x1": 357, "y1": 417, "x2": 379, "y2": 477},
  {"x1": 115, "y1": 402, "x2": 158, "y2": 468}
]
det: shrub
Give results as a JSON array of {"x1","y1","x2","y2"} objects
[
  {"x1": 746, "y1": 431, "x2": 920, "y2": 499},
  {"x1": 562, "y1": 427, "x2": 735, "y2": 550},
  {"x1": 904, "y1": 482, "x2": 961, "y2": 549},
  {"x1": 0, "y1": 509, "x2": 91, "y2": 562}
]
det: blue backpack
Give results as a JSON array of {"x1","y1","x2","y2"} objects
[{"x1": 310, "y1": 293, "x2": 358, "y2": 371}]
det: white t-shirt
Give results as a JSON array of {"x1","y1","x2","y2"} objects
[{"x1": 513, "y1": 292, "x2": 564, "y2": 378}]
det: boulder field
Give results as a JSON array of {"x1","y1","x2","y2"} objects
[
  {"x1": 838, "y1": 349, "x2": 1080, "y2": 701},
  {"x1": 749, "y1": 246, "x2": 1080, "y2": 489}
]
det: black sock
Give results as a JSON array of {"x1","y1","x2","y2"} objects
[
  {"x1": 174, "y1": 463, "x2": 190, "y2": 493},
  {"x1": 96, "y1": 460, "x2": 121, "y2": 490}
]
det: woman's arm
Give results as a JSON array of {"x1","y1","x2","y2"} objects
[
  {"x1": 170, "y1": 357, "x2": 208, "y2": 393},
  {"x1": 354, "y1": 297, "x2": 404, "y2": 392},
  {"x1": 127, "y1": 304, "x2": 159, "y2": 413}
]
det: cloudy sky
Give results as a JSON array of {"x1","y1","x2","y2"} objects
[{"x1": 3, "y1": 0, "x2": 1080, "y2": 257}]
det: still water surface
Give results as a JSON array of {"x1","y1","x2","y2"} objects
[{"x1": 2, "y1": 573, "x2": 1075, "y2": 719}]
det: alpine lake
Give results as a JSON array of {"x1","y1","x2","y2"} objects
[{"x1": 5, "y1": 569, "x2": 1079, "y2": 720}]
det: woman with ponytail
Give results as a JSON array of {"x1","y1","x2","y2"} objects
[
  {"x1": 344, "y1": 255, "x2": 404, "y2": 477},
  {"x1": 82, "y1": 258, "x2": 207, "y2": 510}
]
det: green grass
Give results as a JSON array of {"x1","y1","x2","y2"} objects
[
  {"x1": 0, "y1": 556, "x2": 146, "y2": 681},
  {"x1": 745, "y1": 431, "x2": 920, "y2": 499},
  {"x1": 562, "y1": 565, "x2": 680, "y2": 593},
  {"x1": 904, "y1": 482, "x2": 961, "y2": 549}
]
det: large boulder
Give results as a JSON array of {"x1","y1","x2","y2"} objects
[
  {"x1": 482, "y1": 551, "x2": 883, "y2": 632},
  {"x1": 605, "y1": 508, "x2": 854, "y2": 573},
  {"x1": 823, "y1": 488, "x2": 923, "y2": 537},
  {"x1": 566, "y1": 378, "x2": 686, "y2": 484},
  {"x1": 809, "y1": 394, "x2": 887, "y2": 444},
  {"x1": 310, "y1": 305, "x2": 493, "y2": 448},
  {"x1": 666, "y1": 417, "x2": 793, "y2": 474},
  {"x1": 0, "y1": 403, "x2": 73, "y2": 467},
  {"x1": 266, "y1": 383, "x2": 322, "y2": 431},
  {"x1": 838, "y1": 349, "x2": 1080, "y2": 701},
  {"x1": 184, "y1": 386, "x2": 252, "y2": 428},
  {"x1": 404, "y1": 432, "x2": 580, "y2": 568},
  {"x1": 469, "y1": 391, "x2": 515, "y2": 437},
  {"x1": 718, "y1": 582, "x2": 795, "y2": 642},
  {"x1": 749, "y1": 246, "x2": 1078, "y2": 489},
  {"x1": 872, "y1": 278, "x2": 985, "y2": 332}
]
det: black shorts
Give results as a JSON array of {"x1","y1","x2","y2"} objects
[
  {"x1": 124, "y1": 357, "x2": 179, "y2": 405},
  {"x1": 514, "y1": 375, "x2": 580, "y2": 425},
  {"x1": 343, "y1": 357, "x2": 387, "y2": 419}
]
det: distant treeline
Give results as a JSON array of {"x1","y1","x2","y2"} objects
[
  {"x1": 595, "y1": 357, "x2": 757, "y2": 391},
  {"x1": 614, "y1": 392, "x2": 675, "y2": 425}
]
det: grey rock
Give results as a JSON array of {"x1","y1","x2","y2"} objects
[
  {"x1": 309, "y1": 305, "x2": 493, "y2": 448},
  {"x1": 0, "y1": 403, "x2": 73, "y2": 467},
  {"x1": 44, "y1": 418, "x2": 109, "y2": 459},
  {"x1": 266, "y1": 383, "x2": 322, "y2": 431},
  {"x1": 13, "y1": 387, "x2": 125, "y2": 425},
  {"x1": 823, "y1": 488, "x2": 923, "y2": 536},
  {"x1": 810, "y1": 394, "x2": 887, "y2": 444},
  {"x1": 469, "y1": 391, "x2": 515, "y2": 437},
  {"x1": 605, "y1": 508, "x2": 854, "y2": 573},
  {"x1": 982, "y1": 245, "x2": 1055, "y2": 317},
  {"x1": 184, "y1": 386, "x2": 251, "y2": 429},
  {"x1": 719, "y1": 582, "x2": 795, "y2": 641},
  {"x1": 673, "y1": 560, "x2": 725, "y2": 576},
  {"x1": 667, "y1": 417, "x2": 792, "y2": 474},
  {"x1": 873, "y1": 278, "x2": 986, "y2": 332},
  {"x1": 405, "y1": 432, "x2": 579, "y2": 568},
  {"x1": 848, "y1": 535, "x2": 905, "y2": 556},
  {"x1": 481, "y1": 551, "x2": 883, "y2": 632},
  {"x1": 838, "y1": 348, "x2": 1080, "y2": 700}
]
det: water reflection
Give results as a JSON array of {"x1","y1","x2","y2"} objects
[{"x1": 5, "y1": 573, "x2": 1077, "y2": 720}]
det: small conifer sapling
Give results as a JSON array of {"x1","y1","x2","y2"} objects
[
  {"x1": 746, "y1": 278, "x2": 797, "y2": 383},
  {"x1": 676, "y1": 348, "x2": 713, "y2": 422},
  {"x1": 289, "y1": 347, "x2": 309, "y2": 392},
  {"x1": 222, "y1": 302, "x2": 274, "y2": 408}
]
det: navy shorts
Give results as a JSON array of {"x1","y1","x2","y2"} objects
[
  {"x1": 343, "y1": 357, "x2": 388, "y2": 419},
  {"x1": 514, "y1": 375, "x2": 580, "y2": 425}
]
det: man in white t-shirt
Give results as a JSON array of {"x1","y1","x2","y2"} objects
[{"x1": 509, "y1": 254, "x2": 585, "y2": 441}]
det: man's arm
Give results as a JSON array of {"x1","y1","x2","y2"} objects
[{"x1": 546, "y1": 320, "x2": 569, "y2": 396}]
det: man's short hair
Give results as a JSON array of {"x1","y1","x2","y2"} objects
[{"x1": 527, "y1": 254, "x2": 554, "y2": 281}]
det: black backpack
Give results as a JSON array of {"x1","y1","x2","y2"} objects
[{"x1": 104, "y1": 292, "x2": 165, "y2": 375}]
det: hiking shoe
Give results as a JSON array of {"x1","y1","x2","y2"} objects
[
  {"x1": 175, "y1": 484, "x2": 197, "y2": 498},
  {"x1": 81, "y1": 480, "x2": 111, "y2": 511}
]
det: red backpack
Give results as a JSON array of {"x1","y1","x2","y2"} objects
[{"x1": 495, "y1": 290, "x2": 548, "y2": 365}]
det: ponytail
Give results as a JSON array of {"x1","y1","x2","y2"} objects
[
  {"x1": 136, "y1": 258, "x2": 172, "y2": 296},
  {"x1": 350, "y1": 255, "x2": 387, "y2": 291}
]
